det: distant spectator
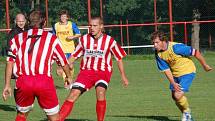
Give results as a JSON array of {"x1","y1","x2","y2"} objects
[{"x1": 7, "y1": 13, "x2": 28, "y2": 45}]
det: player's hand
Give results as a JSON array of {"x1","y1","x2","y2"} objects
[
  {"x1": 121, "y1": 75, "x2": 129, "y2": 88},
  {"x1": 203, "y1": 64, "x2": 213, "y2": 72},
  {"x1": 172, "y1": 83, "x2": 182, "y2": 92},
  {"x1": 67, "y1": 36, "x2": 75, "y2": 40},
  {"x1": 2, "y1": 85, "x2": 12, "y2": 101},
  {"x1": 64, "y1": 76, "x2": 73, "y2": 89}
]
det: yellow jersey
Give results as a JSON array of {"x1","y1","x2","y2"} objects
[
  {"x1": 53, "y1": 21, "x2": 81, "y2": 53},
  {"x1": 155, "y1": 42, "x2": 196, "y2": 77}
]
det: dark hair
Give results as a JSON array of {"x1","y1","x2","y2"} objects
[
  {"x1": 151, "y1": 31, "x2": 168, "y2": 42},
  {"x1": 91, "y1": 16, "x2": 104, "y2": 25},
  {"x1": 58, "y1": 10, "x2": 70, "y2": 18},
  {"x1": 28, "y1": 10, "x2": 45, "y2": 28}
]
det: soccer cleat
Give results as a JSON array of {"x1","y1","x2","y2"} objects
[{"x1": 182, "y1": 112, "x2": 194, "y2": 121}]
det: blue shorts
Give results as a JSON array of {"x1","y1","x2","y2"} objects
[
  {"x1": 65, "y1": 53, "x2": 71, "y2": 59},
  {"x1": 170, "y1": 73, "x2": 195, "y2": 92}
]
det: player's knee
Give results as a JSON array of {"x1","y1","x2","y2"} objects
[
  {"x1": 46, "y1": 112, "x2": 60, "y2": 121},
  {"x1": 95, "y1": 81, "x2": 108, "y2": 90},
  {"x1": 96, "y1": 85, "x2": 107, "y2": 100},
  {"x1": 172, "y1": 91, "x2": 184, "y2": 101},
  {"x1": 67, "y1": 89, "x2": 83, "y2": 102}
]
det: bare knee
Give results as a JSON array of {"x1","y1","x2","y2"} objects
[
  {"x1": 172, "y1": 91, "x2": 184, "y2": 101},
  {"x1": 47, "y1": 113, "x2": 59, "y2": 121},
  {"x1": 96, "y1": 86, "x2": 106, "y2": 100},
  {"x1": 66, "y1": 89, "x2": 82, "y2": 102}
]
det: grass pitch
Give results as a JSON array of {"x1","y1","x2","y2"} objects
[{"x1": 0, "y1": 52, "x2": 215, "y2": 121}]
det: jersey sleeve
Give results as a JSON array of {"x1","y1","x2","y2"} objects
[
  {"x1": 7, "y1": 36, "x2": 18, "y2": 62},
  {"x1": 173, "y1": 43, "x2": 196, "y2": 56},
  {"x1": 72, "y1": 38, "x2": 84, "y2": 59},
  {"x1": 72, "y1": 22, "x2": 81, "y2": 35},
  {"x1": 111, "y1": 41, "x2": 127, "y2": 61},
  {"x1": 53, "y1": 38, "x2": 68, "y2": 66},
  {"x1": 155, "y1": 54, "x2": 170, "y2": 71}
]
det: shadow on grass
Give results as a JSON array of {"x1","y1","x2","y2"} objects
[
  {"x1": 0, "y1": 104, "x2": 16, "y2": 112},
  {"x1": 40, "y1": 119, "x2": 93, "y2": 121},
  {"x1": 109, "y1": 115, "x2": 179, "y2": 121}
]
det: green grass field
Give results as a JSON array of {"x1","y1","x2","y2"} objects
[{"x1": 0, "y1": 52, "x2": 215, "y2": 121}]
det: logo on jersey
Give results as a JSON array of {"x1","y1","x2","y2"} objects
[{"x1": 85, "y1": 49, "x2": 104, "y2": 58}]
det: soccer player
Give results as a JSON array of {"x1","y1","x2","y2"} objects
[
  {"x1": 59, "y1": 16, "x2": 129, "y2": 121},
  {"x1": 151, "y1": 31, "x2": 212, "y2": 121},
  {"x1": 52, "y1": 10, "x2": 81, "y2": 88},
  {"x1": 2, "y1": 10, "x2": 72, "y2": 121}
]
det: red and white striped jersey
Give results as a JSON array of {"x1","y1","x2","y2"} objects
[
  {"x1": 72, "y1": 34, "x2": 126, "y2": 72},
  {"x1": 7, "y1": 28, "x2": 68, "y2": 77}
]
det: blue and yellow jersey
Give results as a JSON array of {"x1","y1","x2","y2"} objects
[
  {"x1": 53, "y1": 21, "x2": 81, "y2": 53},
  {"x1": 155, "y1": 42, "x2": 196, "y2": 77}
]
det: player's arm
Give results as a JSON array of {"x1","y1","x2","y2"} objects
[
  {"x1": 54, "y1": 39, "x2": 73, "y2": 84},
  {"x1": 193, "y1": 50, "x2": 212, "y2": 72},
  {"x1": 163, "y1": 69, "x2": 182, "y2": 92},
  {"x1": 111, "y1": 41, "x2": 128, "y2": 87},
  {"x1": 67, "y1": 22, "x2": 81, "y2": 40},
  {"x1": 2, "y1": 61, "x2": 14, "y2": 101},
  {"x1": 68, "y1": 38, "x2": 84, "y2": 69},
  {"x1": 173, "y1": 44, "x2": 212, "y2": 72},
  {"x1": 155, "y1": 54, "x2": 181, "y2": 92},
  {"x1": 117, "y1": 59, "x2": 129, "y2": 87},
  {"x1": 68, "y1": 55, "x2": 77, "y2": 70},
  {"x1": 62, "y1": 64, "x2": 73, "y2": 84},
  {"x1": 2, "y1": 38, "x2": 17, "y2": 101}
]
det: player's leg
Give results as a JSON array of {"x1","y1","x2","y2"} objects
[
  {"x1": 170, "y1": 73, "x2": 195, "y2": 121},
  {"x1": 95, "y1": 85, "x2": 107, "y2": 121},
  {"x1": 95, "y1": 71, "x2": 111, "y2": 121},
  {"x1": 60, "y1": 70, "x2": 90, "y2": 120},
  {"x1": 14, "y1": 76, "x2": 35, "y2": 121},
  {"x1": 59, "y1": 89, "x2": 82, "y2": 120},
  {"x1": 15, "y1": 112, "x2": 29, "y2": 121},
  {"x1": 36, "y1": 75, "x2": 60, "y2": 121}
]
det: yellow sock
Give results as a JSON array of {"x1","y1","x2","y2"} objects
[{"x1": 175, "y1": 96, "x2": 190, "y2": 113}]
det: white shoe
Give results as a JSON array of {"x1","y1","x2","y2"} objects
[{"x1": 182, "y1": 112, "x2": 194, "y2": 121}]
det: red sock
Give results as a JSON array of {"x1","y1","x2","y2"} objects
[
  {"x1": 96, "y1": 100, "x2": 106, "y2": 121},
  {"x1": 59, "y1": 100, "x2": 74, "y2": 121},
  {"x1": 15, "y1": 114, "x2": 26, "y2": 121}
]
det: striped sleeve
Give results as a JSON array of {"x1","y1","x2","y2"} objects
[
  {"x1": 7, "y1": 36, "x2": 18, "y2": 62},
  {"x1": 111, "y1": 41, "x2": 127, "y2": 61},
  {"x1": 173, "y1": 43, "x2": 196, "y2": 56},
  {"x1": 53, "y1": 38, "x2": 68, "y2": 66},
  {"x1": 72, "y1": 38, "x2": 84, "y2": 59}
]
